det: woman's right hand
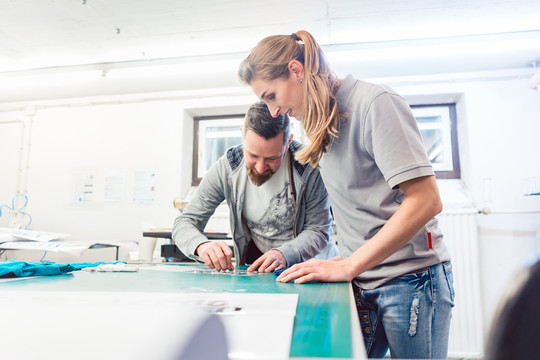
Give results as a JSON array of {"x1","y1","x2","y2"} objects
[{"x1": 276, "y1": 257, "x2": 356, "y2": 284}]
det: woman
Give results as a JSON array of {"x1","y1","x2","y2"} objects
[{"x1": 238, "y1": 30, "x2": 454, "y2": 359}]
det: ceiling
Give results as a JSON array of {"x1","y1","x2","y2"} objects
[{"x1": 1, "y1": 0, "x2": 540, "y2": 103}]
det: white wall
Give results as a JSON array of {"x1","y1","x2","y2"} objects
[
  {"x1": 1, "y1": 71, "x2": 540, "y2": 345},
  {"x1": 2, "y1": 100, "x2": 183, "y2": 240},
  {"x1": 0, "y1": 91, "x2": 257, "y2": 242}
]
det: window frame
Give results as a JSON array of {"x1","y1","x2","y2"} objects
[
  {"x1": 192, "y1": 113, "x2": 245, "y2": 186},
  {"x1": 410, "y1": 103, "x2": 461, "y2": 179}
]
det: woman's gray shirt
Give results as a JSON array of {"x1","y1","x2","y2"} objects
[{"x1": 320, "y1": 75, "x2": 451, "y2": 290}]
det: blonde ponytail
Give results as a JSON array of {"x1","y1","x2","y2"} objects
[
  {"x1": 238, "y1": 30, "x2": 343, "y2": 167},
  {"x1": 294, "y1": 31, "x2": 341, "y2": 167}
]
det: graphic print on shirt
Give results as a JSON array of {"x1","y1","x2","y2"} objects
[{"x1": 246, "y1": 184, "x2": 295, "y2": 243}]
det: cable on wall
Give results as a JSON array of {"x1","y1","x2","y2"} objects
[
  {"x1": 0, "y1": 194, "x2": 33, "y2": 230},
  {"x1": 0, "y1": 119, "x2": 25, "y2": 193}
]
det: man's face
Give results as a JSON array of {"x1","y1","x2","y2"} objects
[{"x1": 243, "y1": 129, "x2": 288, "y2": 186}]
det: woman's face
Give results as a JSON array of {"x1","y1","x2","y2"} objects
[{"x1": 250, "y1": 70, "x2": 304, "y2": 120}]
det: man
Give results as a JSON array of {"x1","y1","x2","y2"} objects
[{"x1": 172, "y1": 101, "x2": 338, "y2": 272}]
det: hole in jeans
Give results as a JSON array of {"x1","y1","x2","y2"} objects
[{"x1": 408, "y1": 297, "x2": 420, "y2": 336}]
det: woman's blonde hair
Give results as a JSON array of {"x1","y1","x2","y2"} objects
[{"x1": 238, "y1": 30, "x2": 342, "y2": 167}]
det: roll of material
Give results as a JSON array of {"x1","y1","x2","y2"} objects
[{"x1": 173, "y1": 198, "x2": 188, "y2": 211}]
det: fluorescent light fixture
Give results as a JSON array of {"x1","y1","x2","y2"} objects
[
  {"x1": 0, "y1": 70, "x2": 101, "y2": 89},
  {"x1": 106, "y1": 59, "x2": 239, "y2": 79},
  {"x1": 326, "y1": 31, "x2": 540, "y2": 63}
]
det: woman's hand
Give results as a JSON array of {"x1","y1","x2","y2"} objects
[{"x1": 276, "y1": 257, "x2": 355, "y2": 284}]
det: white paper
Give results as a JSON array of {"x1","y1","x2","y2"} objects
[
  {"x1": 0, "y1": 228, "x2": 130, "y2": 257},
  {"x1": 0, "y1": 291, "x2": 229, "y2": 360},
  {"x1": 133, "y1": 170, "x2": 156, "y2": 204},
  {"x1": 0, "y1": 290, "x2": 298, "y2": 360},
  {"x1": 104, "y1": 172, "x2": 125, "y2": 202},
  {"x1": 0, "y1": 227, "x2": 69, "y2": 242},
  {"x1": 0, "y1": 240, "x2": 90, "y2": 256},
  {"x1": 72, "y1": 173, "x2": 96, "y2": 205}
]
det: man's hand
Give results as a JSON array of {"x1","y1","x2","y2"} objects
[
  {"x1": 196, "y1": 241, "x2": 234, "y2": 271},
  {"x1": 247, "y1": 249, "x2": 287, "y2": 273}
]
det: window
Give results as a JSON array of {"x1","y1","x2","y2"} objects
[
  {"x1": 192, "y1": 105, "x2": 460, "y2": 183},
  {"x1": 411, "y1": 104, "x2": 460, "y2": 179},
  {"x1": 192, "y1": 114, "x2": 244, "y2": 185},
  {"x1": 192, "y1": 112, "x2": 306, "y2": 186}
]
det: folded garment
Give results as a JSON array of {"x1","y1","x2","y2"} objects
[{"x1": 0, "y1": 259, "x2": 122, "y2": 278}]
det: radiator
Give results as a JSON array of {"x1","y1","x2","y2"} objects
[{"x1": 437, "y1": 209, "x2": 484, "y2": 358}]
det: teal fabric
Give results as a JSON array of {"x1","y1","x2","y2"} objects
[{"x1": 0, "y1": 259, "x2": 121, "y2": 278}]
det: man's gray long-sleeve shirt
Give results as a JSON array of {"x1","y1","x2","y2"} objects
[{"x1": 173, "y1": 140, "x2": 338, "y2": 267}]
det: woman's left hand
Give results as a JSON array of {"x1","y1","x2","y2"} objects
[{"x1": 276, "y1": 257, "x2": 355, "y2": 284}]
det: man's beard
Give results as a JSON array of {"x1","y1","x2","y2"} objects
[{"x1": 247, "y1": 166, "x2": 275, "y2": 186}]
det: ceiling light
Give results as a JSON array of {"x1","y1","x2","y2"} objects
[
  {"x1": 0, "y1": 70, "x2": 102, "y2": 89},
  {"x1": 105, "y1": 59, "x2": 239, "y2": 79},
  {"x1": 325, "y1": 31, "x2": 540, "y2": 62}
]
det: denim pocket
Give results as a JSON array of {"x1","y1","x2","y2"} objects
[{"x1": 443, "y1": 261, "x2": 455, "y2": 304}]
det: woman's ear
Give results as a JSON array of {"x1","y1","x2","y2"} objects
[{"x1": 288, "y1": 60, "x2": 304, "y2": 80}]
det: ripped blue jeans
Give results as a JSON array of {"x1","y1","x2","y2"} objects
[{"x1": 352, "y1": 261, "x2": 455, "y2": 359}]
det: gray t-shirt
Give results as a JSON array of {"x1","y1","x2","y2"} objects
[
  {"x1": 243, "y1": 152, "x2": 295, "y2": 252},
  {"x1": 320, "y1": 75, "x2": 451, "y2": 290}
]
